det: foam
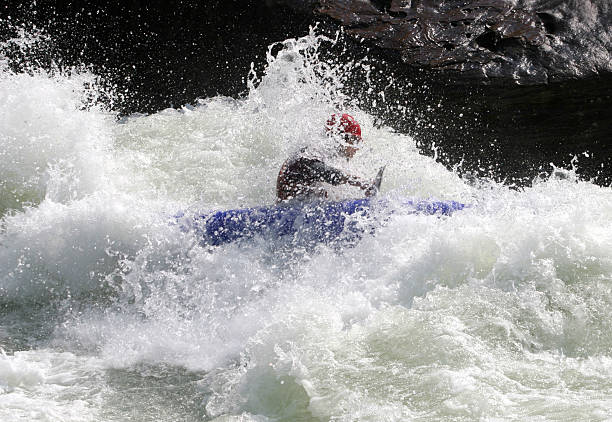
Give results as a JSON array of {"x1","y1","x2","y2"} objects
[
  {"x1": 0, "y1": 350, "x2": 104, "y2": 421},
  {"x1": 0, "y1": 70, "x2": 117, "y2": 215}
]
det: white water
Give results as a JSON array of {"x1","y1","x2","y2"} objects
[{"x1": 1, "y1": 29, "x2": 612, "y2": 421}]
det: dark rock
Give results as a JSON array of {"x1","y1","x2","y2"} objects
[{"x1": 314, "y1": 0, "x2": 612, "y2": 85}]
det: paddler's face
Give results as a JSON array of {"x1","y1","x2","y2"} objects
[{"x1": 340, "y1": 133, "x2": 361, "y2": 159}]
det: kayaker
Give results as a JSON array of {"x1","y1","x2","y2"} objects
[{"x1": 276, "y1": 113, "x2": 376, "y2": 202}]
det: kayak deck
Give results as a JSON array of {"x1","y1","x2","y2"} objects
[{"x1": 177, "y1": 197, "x2": 467, "y2": 246}]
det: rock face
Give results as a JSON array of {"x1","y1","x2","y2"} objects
[{"x1": 315, "y1": 0, "x2": 612, "y2": 85}]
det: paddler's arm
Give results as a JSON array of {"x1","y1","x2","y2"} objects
[
  {"x1": 345, "y1": 175, "x2": 377, "y2": 197},
  {"x1": 304, "y1": 158, "x2": 377, "y2": 197}
]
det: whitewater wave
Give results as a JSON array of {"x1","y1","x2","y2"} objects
[{"x1": 1, "y1": 26, "x2": 612, "y2": 421}]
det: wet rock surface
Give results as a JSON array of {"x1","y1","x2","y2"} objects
[{"x1": 315, "y1": 0, "x2": 612, "y2": 85}]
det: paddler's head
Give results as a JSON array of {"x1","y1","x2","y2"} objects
[{"x1": 326, "y1": 113, "x2": 362, "y2": 160}]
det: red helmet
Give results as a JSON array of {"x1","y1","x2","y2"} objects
[{"x1": 326, "y1": 113, "x2": 362, "y2": 141}]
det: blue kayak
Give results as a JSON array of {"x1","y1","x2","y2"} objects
[{"x1": 176, "y1": 197, "x2": 467, "y2": 247}]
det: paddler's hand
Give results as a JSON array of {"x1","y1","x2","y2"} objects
[
  {"x1": 364, "y1": 183, "x2": 378, "y2": 197},
  {"x1": 347, "y1": 176, "x2": 377, "y2": 197}
]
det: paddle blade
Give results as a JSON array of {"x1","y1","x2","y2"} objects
[{"x1": 372, "y1": 166, "x2": 385, "y2": 191}]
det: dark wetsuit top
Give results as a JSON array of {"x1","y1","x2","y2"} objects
[{"x1": 276, "y1": 154, "x2": 348, "y2": 201}]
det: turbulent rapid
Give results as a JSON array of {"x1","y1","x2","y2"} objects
[{"x1": 1, "y1": 29, "x2": 612, "y2": 422}]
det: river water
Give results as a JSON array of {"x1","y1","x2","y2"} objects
[{"x1": 1, "y1": 29, "x2": 612, "y2": 422}]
